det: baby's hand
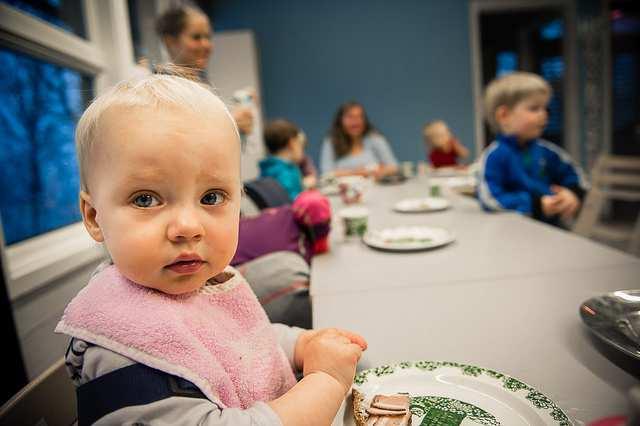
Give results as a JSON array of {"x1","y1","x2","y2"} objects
[
  {"x1": 300, "y1": 328, "x2": 367, "y2": 394},
  {"x1": 294, "y1": 329, "x2": 367, "y2": 370}
]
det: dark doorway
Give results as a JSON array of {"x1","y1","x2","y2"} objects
[
  {"x1": 480, "y1": 9, "x2": 566, "y2": 147},
  {"x1": 610, "y1": 0, "x2": 640, "y2": 156}
]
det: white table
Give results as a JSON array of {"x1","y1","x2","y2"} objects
[
  {"x1": 312, "y1": 178, "x2": 640, "y2": 423},
  {"x1": 312, "y1": 179, "x2": 638, "y2": 296}
]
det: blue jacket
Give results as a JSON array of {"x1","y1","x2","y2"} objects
[
  {"x1": 478, "y1": 135, "x2": 589, "y2": 221},
  {"x1": 259, "y1": 156, "x2": 303, "y2": 201}
]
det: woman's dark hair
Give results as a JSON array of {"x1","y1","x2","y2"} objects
[
  {"x1": 155, "y1": 5, "x2": 203, "y2": 38},
  {"x1": 329, "y1": 101, "x2": 373, "y2": 159},
  {"x1": 264, "y1": 119, "x2": 300, "y2": 154}
]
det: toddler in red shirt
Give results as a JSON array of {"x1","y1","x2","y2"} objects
[{"x1": 423, "y1": 120, "x2": 469, "y2": 168}]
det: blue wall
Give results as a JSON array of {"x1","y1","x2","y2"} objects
[{"x1": 210, "y1": 0, "x2": 475, "y2": 165}]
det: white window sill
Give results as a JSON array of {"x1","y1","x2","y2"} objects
[{"x1": 6, "y1": 222, "x2": 106, "y2": 302}]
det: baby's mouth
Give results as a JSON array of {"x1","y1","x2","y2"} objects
[
  {"x1": 165, "y1": 259, "x2": 205, "y2": 274},
  {"x1": 165, "y1": 254, "x2": 205, "y2": 274}
]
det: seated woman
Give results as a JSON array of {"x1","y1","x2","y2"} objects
[{"x1": 320, "y1": 101, "x2": 398, "y2": 178}]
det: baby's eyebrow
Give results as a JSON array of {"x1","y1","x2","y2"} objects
[
  {"x1": 122, "y1": 170, "x2": 165, "y2": 183},
  {"x1": 120, "y1": 169, "x2": 238, "y2": 187},
  {"x1": 196, "y1": 171, "x2": 237, "y2": 186}
]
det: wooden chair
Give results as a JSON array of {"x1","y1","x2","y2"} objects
[
  {"x1": 0, "y1": 358, "x2": 76, "y2": 426},
  {"x1": 573, "y1": 155, "x2": 640, "y2": 256}
]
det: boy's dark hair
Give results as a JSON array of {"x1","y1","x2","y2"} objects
[{"x1": 264, "y1": 119, "x2": 300, "y2": 154}]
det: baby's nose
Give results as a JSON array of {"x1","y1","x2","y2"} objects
[{"x1": 167, "y1": 210, "x2": 204, "y2": 241}]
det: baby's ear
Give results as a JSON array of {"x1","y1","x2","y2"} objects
[{"x1": 79, "y1": 191, "x2": 104, "y2": 242}]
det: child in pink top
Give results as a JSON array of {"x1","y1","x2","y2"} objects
[{"x1": 56, "y1": 73, "x2": 366, "y2": 425}]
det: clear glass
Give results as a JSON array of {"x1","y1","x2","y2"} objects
[{"x1": 0, "y1": 47, "x2": 92, "y2": 244}]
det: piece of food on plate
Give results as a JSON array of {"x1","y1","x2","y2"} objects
[{"x1": 353, "y1": 390, "x2": 411, "y2": 426}]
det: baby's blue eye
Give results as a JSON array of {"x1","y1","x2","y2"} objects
[
  {"x1": 132, "y1": 193, "x2": 160, "y2": 208},
  {"x1": 202, "y1": 191, "x2": 224, "y2": 206}
]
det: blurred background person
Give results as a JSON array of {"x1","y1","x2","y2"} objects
[{"x1": 320, "y1": 101, "x2": 398, "y2": 179}]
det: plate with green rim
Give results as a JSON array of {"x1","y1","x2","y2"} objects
[
  {"x1": 344, "y1": 361, "x2": 571, "y2": 426},
  {"x1": 362, "y1": 226, "x2": 455, "y2": 252}
]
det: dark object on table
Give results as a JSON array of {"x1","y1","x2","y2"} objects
[
  {"x1": 377, "y1": 173, "x2": 407, "y2": 185},
  {"x1": 244, "y1": 177, "x2": 291, "y2": 209},
  {"x1": 580, "y1": 289, "x2": 640, "y2": 361}
]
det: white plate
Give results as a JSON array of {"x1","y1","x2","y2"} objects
[
  {"x1": 393, "y1": 197, "x2": 451, "y2": 213},
  {"x1": 363, "y1": 226, "x2": 454, "y2": 251},
  {"x1": 436, "y1": 176, "x2": 477, "y2": 189},
  {"x1": 429, "y1": 167, "x2": 464, "y2": 177},
  {"x1": 320, "y1": 184, "x2": 341, "y2": 196},
  {"x1": 345, "y1": 361, "x2": 571, "y2": 426}
]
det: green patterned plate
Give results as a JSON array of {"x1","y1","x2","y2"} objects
[{"x1": 344, "y1": 361, "x2": 571, "y2": 426}]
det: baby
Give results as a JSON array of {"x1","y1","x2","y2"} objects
[
  {"x1": 56, "y1": 74, "x2": 366, "y2": 425},
  {"x1": 423, "y1": 120, "x2": 469, "y2": 168}
]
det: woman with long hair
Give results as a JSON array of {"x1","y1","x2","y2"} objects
[{"x1": 320, "y1": 101, "x2": 398, "y2": 178}]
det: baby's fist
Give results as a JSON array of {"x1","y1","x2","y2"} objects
[{"x1": 302, "y1": 328, "x2": 365, "y2": 394}]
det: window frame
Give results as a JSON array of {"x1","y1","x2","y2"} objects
[{"x1": 0, "y1": 0, "x2": 136, "y2": 301}]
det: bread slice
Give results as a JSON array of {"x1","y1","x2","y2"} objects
[{"x1": 353, "y1": 391, "x2": 411, "y2": 426}]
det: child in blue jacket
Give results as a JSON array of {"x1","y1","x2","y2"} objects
[
  {"x1": 260, "y1": 119, "x2": 307, "y2": 201},
  {"x1": 478, "y1": 72, "x2": 589, "y2": 224}
]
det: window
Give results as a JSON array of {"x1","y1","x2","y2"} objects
[
  {"x1": 0, "y1": 0, "x2": 138, "y2": 385},
  {"x1": 610, "y1": 1, "x2": 640, "y2": 156},
  {"x1": 540, "y1": 56, "x2": 563, "y2": 137},
  {"x1": 478, "y1": 7, "x2": 570, "y2": 149},
  {"x1": 0, "y1": 47, "x2": 91, "y2": 244},
  {"x1": 496, "y1": 51, "x2": 518, "y2": 77},
  {"x1": 0, "y1": 0, "x2": 134, "y2": 301},
  {"x1": 3, "y1": 0, "x2": 86, "y2": 38},
  {"x1": 540, "y1": 19, "x2": 563, "y2": 40}
]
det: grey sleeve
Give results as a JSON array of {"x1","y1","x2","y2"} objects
[
  {"x1": 320, "y1": 137, "x2": 336, "y2": 175},
  {"x1": 370, "y1": 134, "x2": 398, "y2": 166},
  {"x1": 75, "y1": 344, "x2": 284, "y2": 426},
  {"x1": 96, "y1": 398, "x2": 283, "y2": 426},
  {"x1": 271, "y1": 323, "x2": 305, "y2": 370}
]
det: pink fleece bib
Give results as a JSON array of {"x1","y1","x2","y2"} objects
[{"x1": 55, "y1": 265, "x2": 297, "y2": 409}]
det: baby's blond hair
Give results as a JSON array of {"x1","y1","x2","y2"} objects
[
  {"x1": 483, "y1": 72, "x2": 552, "y2": 133},
  {"x1": 422, "y1": 120, "x2": 446, "y2": 143},
  {"x1": 75, "y1": 73, "x2": 238, "y2": 192}
]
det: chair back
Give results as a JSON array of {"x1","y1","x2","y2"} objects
[
  {"x1": 244, "y1": 177, "x2": 291, "y2": 209},
  {"x1": 0, "y1": 357, "x2": 76, "y2": 426}
]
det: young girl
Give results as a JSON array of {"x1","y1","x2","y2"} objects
[
  {"x1": 56, "y1": 74, "x2": 366, "y2": 425},
  {"x1": 320, "y1": 101, "x2": 398, "y2": 178}
]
